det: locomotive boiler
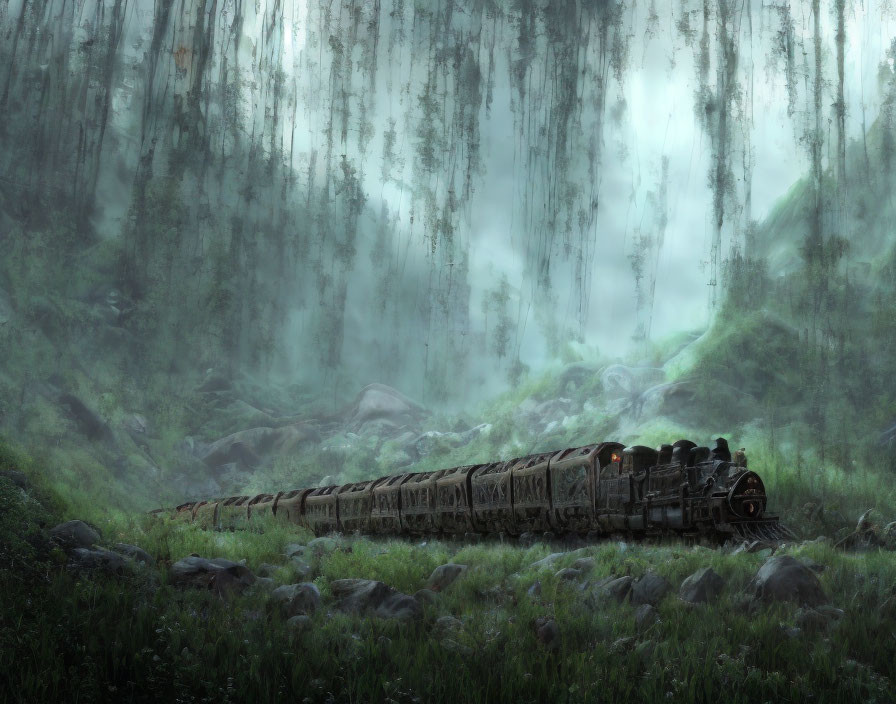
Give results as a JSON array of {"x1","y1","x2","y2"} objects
[{"x1": 163, "y1": 437, "x2": 792, "y2": 543}]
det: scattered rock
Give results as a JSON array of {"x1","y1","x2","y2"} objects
[
  {"x1": 595, "y1": 576, "x2": 633, "y2": 603},
  {"x1": 816, "y1": 605, "x2": 845, "y2": 620},
  {"x1": 284, "y1": 543, "x2": 306, "y2": 558},
  {"x1": 169, "y1": 556, "x2": 256, "y2": 596},
  {"x1": 679, "y1": 567, "x2": 725, "y2": 604},
  {"x1": 256, "y1": 563, "x2": 280, "y2": 578},
  {"x1": 535, "y1": 618, "x2": 559, "y2": 649},
  {"x1": 331, "y1": 579, "x2": 421, "y2": 620},
  {"x1": 50, "y1": 520, "x2": 100, "y2": 551},
  {"x1": 610, "y1": 636, "x2": 636, "y2": 653},
  {"x1": 434, "y1": 615, "x2": 464, "y2": 636},
  {"x1": 555, "y1": 567, "x2": 582, "y2": 581},
  {"x1": 572, "y1": 557, "x2": 595, "y2": 572},
  {"x1": 271, "y1": 583, "x2": 321, "y2": 617},
  {"x1": 290, "y1": 558, "x2": 313, "y2": 580},
  {"x1": 531, "y1": 552, "x2": 566, "y2": 570},
  {"x1": 69, "y1": 547, "x2": 129, "y2": 575},
  {"x1": 634, "y1": 604, "x2": 659, "y2": 632},
  {"x1": 527, "y1": 581, "x2": 542, "y2": 599},
  {"x1": 252, "y1": 577, "x2": 276, "y2": 592},
  {"x1": 412, "y1": 431, "x2": 464, "y2": 457},
  {"x1": 795, "y1": 607, "x2": 829, "y2": 632},
  {"x1": 630, "y1": 571, "x2": 672, "y2": 606},
  {"x1": 123, "y1": 413, "x2": 150, "y2": 438},
  {"x1": 750, "y1": 555, "x2": 827, "y2": 607},
  {"x1": 426, "y1": 563, "x2": 468, "y2": 592},
  {"x1": 413, "y1": 588, "x2": 439, "y2": 605},
  {"x1": 308, "y1": 536, "x2": 339, "y2": 555},
  {"x1": 286, "y1": 614, "x2": 312, "y2": 633},
  {"x1": 112, "y1": 543, "x2": 154, "y2": 566}
]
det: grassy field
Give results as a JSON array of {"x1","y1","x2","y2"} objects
[{"x1": 2, "y1": 439, "x2": 896, "y2": 704}]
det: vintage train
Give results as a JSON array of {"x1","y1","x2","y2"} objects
[{"x1": 162, "y1": 437, "x2": 792, "y2": 543}]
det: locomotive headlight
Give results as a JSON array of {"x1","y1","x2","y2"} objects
[{"x1": 727, "y1": 471, "x2": 767, "y2": 519}]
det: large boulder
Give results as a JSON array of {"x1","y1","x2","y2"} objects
[
  {"x1": 169, "y1": 556, "x2": 256, "y2": 596},
  {"x1": 593, "y1": 576, "x2": 633, "y2": 603},
  {"x1": 69, "y1": 547, "x2": 130, "y2": 575},
  {"x1": 330, "y1": 578, "x2": 421, "y2": 620},
  {"x1": 347, "y1": 384, "x2": 429, "y2": 431},
  {"x1": 112, "y1": 543, "x2": 154, "y2": 566},
  {"x1": 271, "y1": 583, "x2": 321, "y2": 617},
  {"x1": 50, "y1": 520, "x2": 100, "y2": 551},
  {"x1": 630, "y1": 571, "x2": 672, "y2": 606},
  {"x1": 425, "y1": 563, "x2": 468, "y2": 592},
  {"x1": 750, "y1": 556, "x2": 828, "y2": 606},
  {"x1": 56, "y1": 393, "x2": 114, "y2": 443},
  {"x1": 679, "y1": 567, "x2": 725, "y2": 604},
  {"x1": 201, "y1": 424, "x2": 319, "y2": 469}
]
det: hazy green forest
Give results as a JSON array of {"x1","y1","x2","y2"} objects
[{"x1": 4, "y1": 0, "x2": 896, "y2": 701}]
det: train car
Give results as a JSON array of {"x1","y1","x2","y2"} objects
[
  {"x1": 471, "y1": 460, "x2": 516, "y2": 535},
  {"x1": 370, "y1": 473, "x2": 411, "y2": 534},
  {"x1": 274, "y1": 489, "x2": 312, "y2": 524},
  {"x1": 551, "y1": 442, "x2": 624, "y2": 533},
  {"x1": 400, "y1": 470, "x2": 445, "y2": 534},
  {"x1": 435, "y1": 465, "x2": 479, "y2": 535},
  {"x1": 337, "y1": 478, "x2": 386, "y2": 534},
  {"x1": 303, "y1": 485, "x2": 340, "y2": 534},
  {"x1": 246, "y1": 493, "x2": 277, "y2": 520},
  {"x1": 510, "y1": 452, "x2": 554, "y2": 533}
]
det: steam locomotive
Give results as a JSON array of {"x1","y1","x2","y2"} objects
[{"x1": 163, "y1": 437, "x2": 792, "y2": 543}]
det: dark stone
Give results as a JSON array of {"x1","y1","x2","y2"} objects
[
  {"x1": 598, "y1": 576, "x2": 634, "y2": 602},
  {"x1": 630, "y1": 571, "x2": 672, "y2": 606},
  {"x1": 169, "y1": 556, "x2": 256, "y2": 596},
  {"x1": 426, "y1": 563, "x2": 468, "y2": 591},
  {"x1": 555, "y1": 567, "x2": 582, "y2": 581},
  {"x1": 535, "y1": 618, "x2": 559, "y2": 648},
  {"x1": 331, "y1": 578, "x2": 421, "y2": 620},
  {"x1": 112, "y1": 543, "x2": 154, "y2": 566},
  {"x1": 750, "y1": 556, "x2": 828, "y2": 607},
  {"x1": 679, "y1": 567, "x2": 725, "y2": 604},
  {"x1": 271, "y1": 583, "x2": 321, "y2": 616},
  {"x1": 634, "y1": 604, "x2": 659, "y2": 632},
  {"x1": 50, "y1": 520, "x2": 100, "y2": 551},
  {"x1": 69, "y1": 547, "x2": 129, "y2": 575}
]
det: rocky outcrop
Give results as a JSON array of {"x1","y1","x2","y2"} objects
[
  {"x1": 201, "y1": 424, "x2": 319, "y2": 470},
  {"x1": 749, "y1": 556, "x2": 827, "y2": 607},
  {"x1": 271, "y1": 583, "x2": 321, "y2": 617},
  {"x1": 69, "y1": 547, "x2": 130, "y2": 575},
  {"x1": 679, "y1": 567, "x2": 725, "y2": 604},
  {"x1": 425, "y1": 563, "x2": 467, "y2": 592},
  {"x1": 169, "y1": 556, "x2": 256, "y2": 596},
  {"x1": 50, "y1": 520, "x2": 100, "y2": 551},
  {"x1": 347, "y1": 384, "x2": 429, "y2": 432},
  {"x1": 112, "y1": 543, "x2": 154, "y2": 566},
  {"x1": 630, "y1": 571, "x2": 672, "y2": 606},
  {"x1": 330, "y1": 578, "x2": 421, "y2": 620}
]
